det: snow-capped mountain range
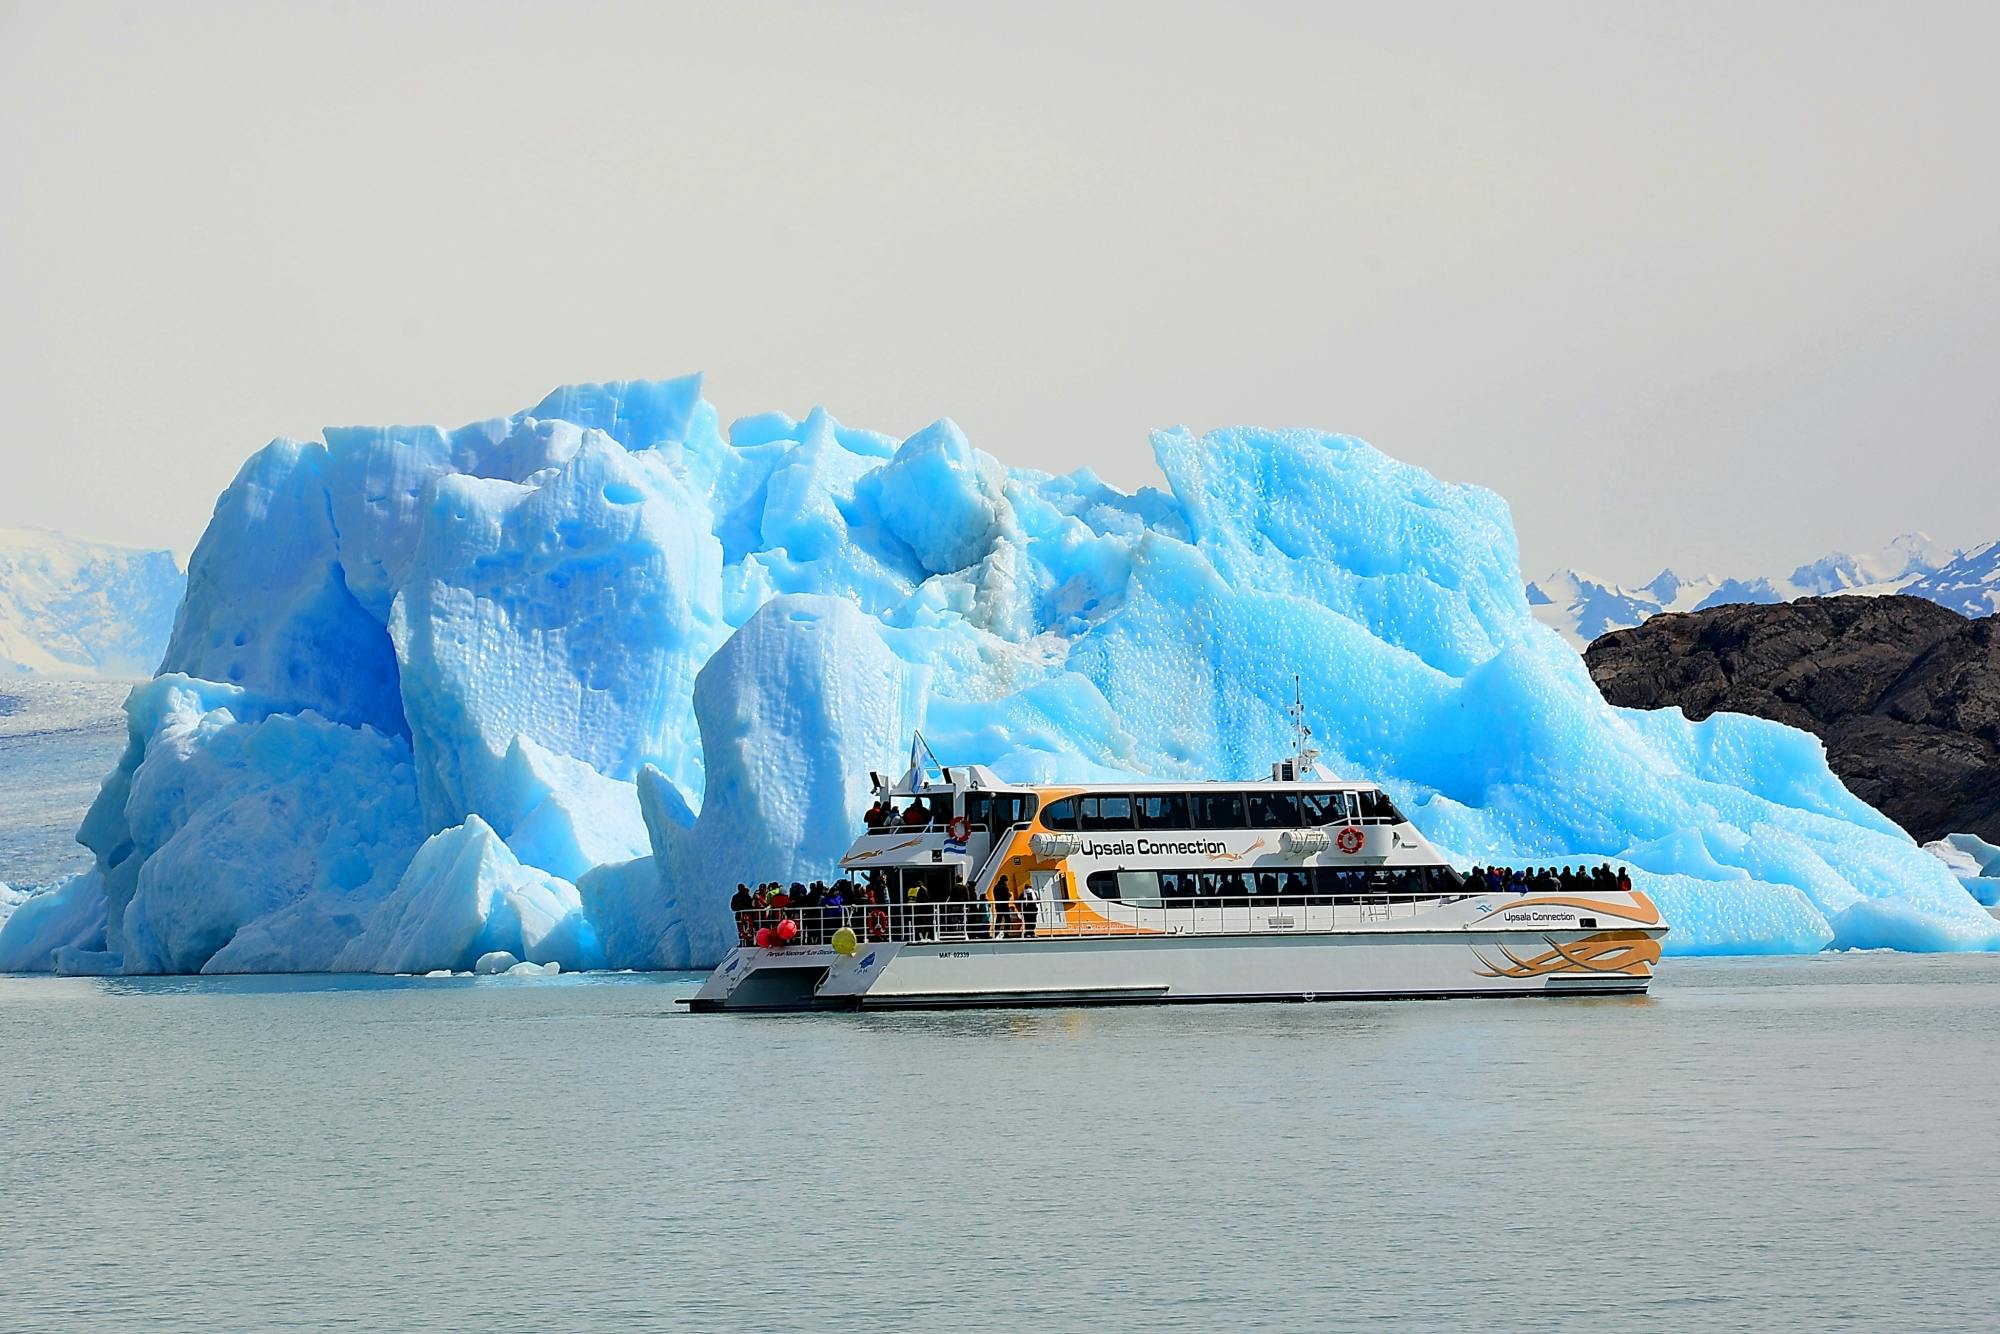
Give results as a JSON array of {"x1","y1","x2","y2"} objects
[
  {"x1": 1529, "y1": 533, "x2": 1999, "y2": 648},
  {"x1": 0, "y1": 527, "x2": 185, "y2": 677}
]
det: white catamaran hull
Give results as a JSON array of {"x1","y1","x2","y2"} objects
[{"x1": 685, "y1": 894, "x2": 1666, "y2": 1012}]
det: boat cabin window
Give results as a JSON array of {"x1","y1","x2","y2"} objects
[
  {"x1": 1085, "y1": 869, "x2": 1167, "y2": 901},
  {"x1": 1245, "y1": 791, "x2": 1302, "y2": 829},
  {"x1": 1079, "y1": 794, "x2": 1134, "y2": 831},
  {"x1": 1083, "y1": 865, "x2": 1458, "y2": 907},
  {"x1": 1356, "y1": 790, "x2": 1403, "y2": 823},
  {"x1": 967, "y1": 792, "x2": 1037, "y2": 834},
  {"x1": 1297, "y1": 790, "x2": 1340, "y2": 825},
  {"x1": 1190, "y1": 792, "x2": 1245, "y2": 829},
  {"x1": 1045, "y1": 789, "x2": 1392, "y2": 833}
]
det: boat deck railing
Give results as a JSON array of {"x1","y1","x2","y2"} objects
[{"x1": 734, "y1": 893, "x2": 1484, "y2": 948}]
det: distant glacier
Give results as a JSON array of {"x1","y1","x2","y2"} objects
[
  {"x1": 2, "y1": 375, "x2": 1993, "y2": 975},
  {"x1": 0, "y1": 528, "x2": 184, "y2": 677}
]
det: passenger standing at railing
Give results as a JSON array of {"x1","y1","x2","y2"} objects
[
  {"x1": 775, "y1": 883, "x2": 796, "y2": 932},
  {"x1": 730, "y1": 883, "x2": 755, "y2": 946},
  {"x1": 800, "y1": 882, "x2": 823, "y2": 943},
  {"x1": 1018, "y1": 880, "x2": 1037, "y2": 936}
]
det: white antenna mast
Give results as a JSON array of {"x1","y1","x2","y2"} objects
[{"x1": 1287, "y1": 673, "x2": 1319, "y2": 776}]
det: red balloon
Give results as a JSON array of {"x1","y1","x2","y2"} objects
[
  {"x1": 753, "y1": 927, "x2": 773, "y2": 947},
  {"x1": 775, "y1": 918, "x2": 799, "y2": 943}
]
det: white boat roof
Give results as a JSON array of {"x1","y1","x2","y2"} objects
[{"x1": 884, "y1": 767, "x2": 1384, "y2": 797}]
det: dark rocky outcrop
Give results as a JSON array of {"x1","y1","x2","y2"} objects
[{"x1": 1586, "y1": 596, "x2": 2000, "y2": 844}]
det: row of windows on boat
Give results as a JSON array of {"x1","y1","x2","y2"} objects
[
  {"x1": 1040, "y1": 789, "x2": 1403, "y2": 834},
  {"x1": 1084, "y1": 865, "x2": 1460, "y2": 905}
]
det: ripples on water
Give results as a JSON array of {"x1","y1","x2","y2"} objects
[{"x1": 1, "y1": 954, "x2": 1995, "y2": 1331}]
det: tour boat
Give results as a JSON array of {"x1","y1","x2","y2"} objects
[{"x1": 685, "y1": 727, "x2": 1667, "y2": 1012}]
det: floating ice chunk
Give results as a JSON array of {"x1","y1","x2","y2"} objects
[
  {"x1": 335, "y1": 817, "x2": 604, "y2": 975},
  {"x1": 1921, "y1": 836, "x2": 2000, "y2": 905},
  {"x1": 1963, "y1": 879, "x2": 2000, "y2": 907},
  {"x1": 1829, "y1": 893, "x2": 2000, "y2": 951},
  {"x1": 54, "y1": 947, "x2": 125, "y2": 977},
  {"x1": 576, "y1": 851, "x2": 670, "y2": 971},
  {"x1": 0, "y1": 675, "x2": 429, "y2": 976},
  {"x1": 80, "y1": 676, "x2": 427, "y2": 975},
  {"x1": 474, "y1": 950, "x2": 519, "y2": 975},
  {"x1": 1640, "y1": 870, "x2": 1835, "y2": 955},
  {"x1": 1925, "y1": 833, "x2": 2000, "y2": 879},
  {"x1": 0, "y1": 870, "x2": 107, "y2": 973},
  {"x1": 494, "y1": 736, "x2": 650, "y2": 883}
]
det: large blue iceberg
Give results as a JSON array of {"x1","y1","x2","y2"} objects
[{"x1": 2, "y1": 375, "x2": 1992, "y2": 974}]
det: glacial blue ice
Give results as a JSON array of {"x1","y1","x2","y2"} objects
[
  {"x1": 1, "y1": 374, "x2": 1993, "y2": 974},
  {"x1": 1924, "y1": 834, "x2": 2000, "y2": 906}
]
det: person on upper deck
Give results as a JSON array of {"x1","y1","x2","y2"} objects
[
  {"x1": 730, "y1": 883, "x2": 755, "y2": 945},
  {"x1": 864, "y1": 799, "x2": 891, "y2": 831},
  {"x1": 902, "y1": 795, "x2": 930, "y2": 827}
]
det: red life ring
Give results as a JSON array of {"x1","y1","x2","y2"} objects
[
  {"x1": 947, "y1": 815, "x2": 973, "y2": 843},
  {"x1": 1336, "y1": 826, "x2": 1365, "y2": 855}
]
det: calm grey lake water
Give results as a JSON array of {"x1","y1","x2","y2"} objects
[
  {"x1": 0, "y1": 677, "x2": 131, "y2": 889},
  {"x1": 2, "y1": 955, "x2": 1996, "y2": 1332}
]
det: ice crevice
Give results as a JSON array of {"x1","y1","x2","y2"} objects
[{"x1": 1, "y1": 373, "x2": 1992, "y2": 975}]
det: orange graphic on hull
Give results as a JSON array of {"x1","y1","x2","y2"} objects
[{"x1": 1469, "y1": 930, "x2": 1661, "y2": 979}]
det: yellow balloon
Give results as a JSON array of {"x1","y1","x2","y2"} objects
[{"x1": 831, "y1": 926, "x2": 858, "y2": 957}]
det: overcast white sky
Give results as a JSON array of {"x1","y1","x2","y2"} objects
[{"x1": 2, "y1": 1, "x2": 1994, "y2": 582}]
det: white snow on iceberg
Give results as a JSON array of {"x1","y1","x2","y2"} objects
[{"x1": 2, "y1": 375, "x2": 1992, "y2": 974}]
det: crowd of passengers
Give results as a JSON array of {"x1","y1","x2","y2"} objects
[
  {"x1": 727, "y1": 862, "x2": 1639, "y2": 947},
  {"x1": 1095, "y1": 866, "x2": 1455, "y2": 904},
  {"x1": 1466, "y1": 863, "x2": 1635, "y2": 895},
  {"x1": 860, "y1": 796, "x2": 950, "y2": 830},
  {"x1": 727, "y1": 872, "x2": 1040, "y2": 947}
]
